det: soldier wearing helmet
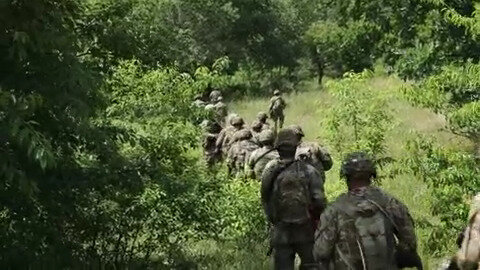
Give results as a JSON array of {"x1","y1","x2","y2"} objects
[
  {"x1": 202, "y1": 120, "x2": 222, "y2": 167},
  {"x1": 215, "y1": 115, "x2": 245, "y2": 157},
  {"x1": 193, "y1": 94, "x2": 207, "y2": 108},
  {"x1": 227, "y1": 128, "x2": 259, "y2": 177},
  {"x1": 246, "y1": 130, "x2": 279, "y2": 179},
  {"x1": 212, "y1": 95, "x2": 228, "y2": 126},
  {"x1": 269, "y1": 89, "x2": 287, "y2": 133},
  {"x1": 287, "y1": 124, "x2": 333, "y2": 176},
  {"x1": 261, "y1": 127, "x2": 326, "y2": 270},
  {"x1": 209, "y1": 90, "x2": 222, "y2": 104},
  {"x1": 256, "y1": 111, "x2": 271, "y2": 131},
  {"x1": 314, "y1": 152, "x2": 421, "y2": 270}
]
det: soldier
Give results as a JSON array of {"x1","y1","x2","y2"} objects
[
  {"x1": 256, "y1": 111, "x2": 271, "y2": 131},
  {"x1": 447, "y1": 194, "x2": 480, "y2": 270},
  {"x1": 227, "y1": 129, "x2": 259, "y2": 177},
  {"x1": 314, "y1": 151, "x2": 422, "y2": 270},
  {"x1": 246, "y1": 129, "x2": 279, "y2": 179},
  {"x1": 193, "y1": 94, "x2": 207, "y2": 108},
  {"x1": 202, "y1": 120, "x2": 222, "y2": 167},
  {"x1": 288, "y1": 125, "x2": 333, "y2": 175},
  {"x1": 261, "y1": 127, "x2": 326, "y2": 270},
  {"x1": 269, "y1": 90, "x2": 287, "y2": 133},
  {"x1": 250, "y1": 120, "x2": 264, "y2": 146},
  {"x1": 216, "y1": 115, "x2": 244, "y2": 157},
  {"x1": 213, "y1": 96, "x2": 228, "y2": 126},
  {"x1": 209, "y1": 90, "x2": 222, "y2": 104}
]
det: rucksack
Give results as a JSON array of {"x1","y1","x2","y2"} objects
[
  {"x1": 272, "y1": 161, "x2": 311, "y2": 224},
  {"x1": 336, "y1": 196, "x2": 397, "y2": 270}
]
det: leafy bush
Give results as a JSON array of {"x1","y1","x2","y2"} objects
[
  {"x1": 403, "y1": 134, "x2": 480, "y2": 255},
  {"x1": 403, "y1": 63, "x2": 480, "y2": 153},
  {"x1": 394, "y1": 43, "x2": 445, "y2": 80},
  {"x1": 323, "y1": 71, "x2": 392, "y2": 158}
]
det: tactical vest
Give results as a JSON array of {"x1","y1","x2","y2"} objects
[{"x1": 334, "y1": 194, "x2": 398, "y2": 270}]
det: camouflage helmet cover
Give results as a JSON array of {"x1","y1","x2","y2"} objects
[
  {"x1": 275, "y1": 128, "x2": 302, "y2": 148},
  {"x1": 258, "y1": 129, "x2": 275, "y2": 144},
  {"x1": 251, "y1": 120, "x2": 263, "y2": 131},
  {"x1": 287, "y1": 124, "x2": 305, "y2": 137},
  {"x1": 209, "y1": 90, "x2": 221, "y2": 101},
  {"x1": 230, "y1": 116, "x2": 244, "y2": 126},
  {"x1": 340, "y1": 151, "x2": 377, "y2": 179},
  {"x1": 257, "y1": 111, "x2": 268, "y2": 121},
  {"x1": 273, "y1": 89, "x2": 281, "y2": 95}
]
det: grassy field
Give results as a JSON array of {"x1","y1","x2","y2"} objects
[{"x1": 187, "y1": 74, "x2": 470, "y2": 269}]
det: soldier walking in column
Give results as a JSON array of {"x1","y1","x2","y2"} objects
[
  {"x1": 269, "y1": 90, "x2": 286, "y2": 133},
  {"x1": 261, "y1": 127, "x2": 326, "y2": 270},
  {"x1": 314, "y1": 152, "x2": 422, "y2": 270}
]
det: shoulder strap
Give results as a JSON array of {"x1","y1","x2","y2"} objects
[{"x1": 250, "y1": 148, "x2": 275, "y2": 169}]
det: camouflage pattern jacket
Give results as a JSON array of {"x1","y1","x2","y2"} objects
[
  {"x1": 261, "y1": 159, "x2": 327, "y2": 245},
  {"x1": 313, "y1": 186, "x2": 417, "y2": 270},
  {"x1": 245, "y1": 146, "x2": 279, "y2": 179},
  {"x1": 227, "y1": 139, "x2": 259, "y2": 174},
  {"x1": 269, "y1": 96, "x2": 286, "y2": 117}
]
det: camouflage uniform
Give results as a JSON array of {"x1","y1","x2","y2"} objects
[
  {"x1": 193, "y1": 94, "x2": 206, "y2": 108},
  {"x1": 213, "y1": 96, "x2": 228, "y2": 126},
  {"x1": 314, "y1": 152, "x2": 419, "y2": 270},
  {"x1": 202, "y1": 121, "x2": 222, "y2": 167},
  {"x1": 261, "y1": 128, "x2": 326, "y2": 270},
  {"x1": 209, "y1": 90, "x2": 222, "y2": 103},
  {"x1": 257, "y1": 111, "x2": 271, "y2": 131},
  {"x1": 245, "y1": 130, "x2": 279, "y2": 179},
  {"x1": 288, "y1": 125, "x2": 333, "y2": 178},
  {"x1": 450, "y1": 194, "x2": 480, "y2": 270},
  {"x1": 269, "y1": 90, "x2": 286, "y2": 132},
  {"x1": 250, "y1": 120, "x2": 264, "y2": 146},
  {"x1": 216, "y1": 116, "x2": 244, "y2": 156},
  {"x1": 227, "y1": 129, "x2": 259, "y2": 176}
]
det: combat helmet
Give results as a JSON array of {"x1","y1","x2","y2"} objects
[
  {"x1": 287, "y1": 124, "x2": 305, "y2": 138},
  {"x1": 275, "y1": 127, "x2": 302, "y2": 148},
  {"x1": 209, "y1": 90, "x2": 221, "y2": 102},
  {"x1": 230, "y1": 116, "x2": 245, "y2": 127},
  {"x1": 251, "y1": 120, "x2": 263, "y2": 132},
  {"x1": 273, "y1": 89, "x2": 281, "y2": 96},
  {"x1": 258, "y1": 130, "x2": 275, "y2": 145},
  {"x1": 257, "y1": 112, "x2": 268, "y2": 122},
  {"x1": 340, "y1": 151, "x2": 377, "y2": 180}
]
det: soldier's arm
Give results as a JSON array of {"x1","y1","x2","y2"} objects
[
  {"x1": 261, "y1": 161, "x2": 278, "y2": 223},
  {"x1": 308, "y1": 165, "x2": 327, "y2": 218},
  {"x1": 387, "y1": 197, "x2": 418, "y2": 251},
  {"x1": 319, "y1": 147, "x2": 333, "y2": 171},
  {"x1": 245, "y1": 152, "x2": 256, "y2": 178},
  {"x1": 215, "y1": 130, "x2": 226, "y2": 150},
  {"x1": 313, "y1": 206, "x2": 338, "y2": 268}
]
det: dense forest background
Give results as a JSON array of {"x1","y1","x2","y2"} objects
[{"x1": 0, "y1": 0, "x2": 479, "y2": 268}]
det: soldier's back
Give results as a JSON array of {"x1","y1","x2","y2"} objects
[
  {"x1": 248, "y1": 147, "x2": 279, "y2": 179},
  {"x1": 315, "y1": 186, "x2": 400, "y2": 270}
]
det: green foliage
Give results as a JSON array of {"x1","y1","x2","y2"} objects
[
  {"x1": 305, "y1": 20, "x2": 380, "y2": 76},
  {"x1": 394, "y1": 43, "x2": 445, "y2": 80},
  {"x1": 404, "y1": 63, "x2": 480, "y2": 149},
  {"x1": 403, "y1": 134, "x2": 480, "y2": 255},
  {"x1": 324, "y1": 72, "x2": 392, "y2": 158}
]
